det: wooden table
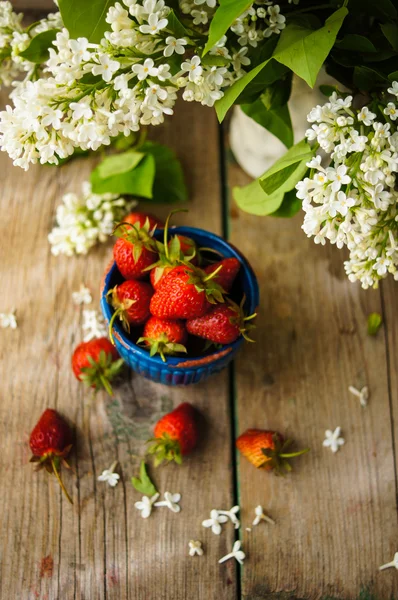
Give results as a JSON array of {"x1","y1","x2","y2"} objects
[{"x1": 1, "y1": 80, "x2": 398, "y2": 599}]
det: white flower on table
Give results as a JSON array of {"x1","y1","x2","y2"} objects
[
  {"x1": 188, "y1": 540, "x2": 203, "y2": 557},
  {"x1": 379, "y1": 552, "x2": 398, "y2": 571},
  {"x1": 252, "y1": 505, "x2": 275, "y2": 527},
  {"x1": 135, "y1": 493, "x2": 160, "y2": 519},
  {"x1": 72, "y1": 284, "x2": 92, "y2": 306},
  {"x1": 218, "y1": 505, "x2": 240, "y2": 529},
  {"x1": 154, "y1": 491, "x2": 181, "y2": 513},
  {"x1": 82, "y1": 309, "x2": 107, "y2": 342},
  {"x1": 348, "y1": 385, "x2": 369, "y2": 407},
  {"x1": 323, "y1": 427, "x2": 345, "y2": 453},
  {"x1": 98, "y1": 461, "x2": 120, "y2": 487},
  {"x1": 0, "y1": 311, "x2": 17, "y2": 329},
  {"x1": 202, "y1": 509, "x2": 229, "y2": 535},
  {"x1": 219, "y1": 540, "x2": 245, "y2": 565},
  {"x1": 163, "y1": 36, "x2": 187, "y2": 57}
]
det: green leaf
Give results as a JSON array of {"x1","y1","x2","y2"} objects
[
  {"x1": 273, "y1": 7, "x2": 348, "y2": 88},
  {"x1": 367, "y1": 313, "x2": 383, "y2": 336},
  {"x1": 95, "y1": 151, "x2": 145, "y2": 179},
  {"x1": 381, "y1": 23, "x2": 398, "y2": 52},
  {"x1": 234, "y1": 179, "x2": 285, "y2": 216},
  {"x1": 349, "y1": 0, "x2": 396, "y2": 20},
  {"x1": 388, "y1": 70, "x2": 398, "y2": 81},
  {"x1": 91, "y1": 153, "x2": 156, "y2": 197},
  {"x1": 201, "y1": 54, "x2": 230, "y2": 67},
  {"x1": 272, "y1": 188, "x2": 302, "y2": 218},
  {"x1": 335, "y1": 34, "x2": 377, "y2": 53},
  {"x1": 131, "y1": 461, "x2": 158, "y2": 496},
  {"x1": 19, "y1": 29, "x2": 59, "y2": 63},
  {"x1": 261, "y1": 76, "x2": 292, "y2": 110},
  {"x1": 141, "y1": 141, "x2": 187, "y2": 203},
  {"x1": 319, "y1": 84, "x2": 339, "y2": 97},
  {"x1": 58, "y1": 0, "x2": 115, "y2": 43},
  {"x1": 236, "y1": 61, "x2": 289, "y2": 105},
  {"x1": 259, "y1": 139, "x2": 314, "y2": 195},
  {"x1": 203, "y1": 0, "x2": 252, "y2": 56},
  {"x1": 166, "y1": 9, "x2": 191, "y2": 38},
  {"x1": 241, "y1": 100, "x2": 293, "y2": 148},
  {"x1": 353, "y1": 66, "x2": 387, "y2": 91}
]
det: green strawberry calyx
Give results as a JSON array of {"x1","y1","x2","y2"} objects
[
  {"x1": 227, "y1": 297, "x2": 257, "y2": 342},
  {"x1": 113, "y1": 217, "x2": 157, "y2": 263},
  {"x1": 137, "y1": 333, "x2": 187, "y2": 362},
  {"x1": 30, "y1": 447, "x2": 74, "y2": 504},
  {"x1": 79, "y1": 349, "x2": 124, "y2": 397},
  {"x1": 261, "y1": 433, "x2": 310, "y2": 476},
  {"x1": 185, "y1": 264, "x2": 226, "y2": 304},
  {"x1": 106, "y1": 285, "x2": 136, "y2": 344},
  {"x1": 147, "y1": 433, "x2": 183, "y2": 467}
]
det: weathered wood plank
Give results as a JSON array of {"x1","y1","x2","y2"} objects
[
  {"x1": 226, "y1": 154, "x2": 398, "y2": 600},
  {"x1": 0, "y1": 97, "x2": 237, "y2": 600}
]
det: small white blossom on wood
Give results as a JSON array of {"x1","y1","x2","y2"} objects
[
  {"x1": 252, "y1": 505, "x2": 275, "y2": 527},
  {"x1": 188, "y1": 540, "x2": 203, "y2": 557},
  {"x1": 82, "y1": 309, "x2": 107, "y2": 341},
  {"x1": 348, "y1": 385, "x2": 369, "y2": 407},
  {"x1": 0, "y1": 311, "x2": 17, "y2": 329},
  {"x1": 219, "y1": 540, "x2": 245, "y2": 565},
  {"x1": 134, "y1": 493, "x2": 160, "y2": 519},
  {"x1": 323, "y1": 427, "x2": 345, "y2": 453},
  {"x1": 379, "y1": 552, "x2": 398, "y2": 571},
  {"x1": 202, "y1": 509, "x2": 229, "y2": 535},
  {"x1": 154, "y1": 492, "x2": 181, "y2": 513},
  {"x1": 218, "y1": 505, "x2": 240, "y2": 529},
  {"x1": 98, "y1": 461, "x2": 120, "y2": 487},
  {"x1": 245, "y1": 527, "x2": 252, "y2": 532},
  {"x1": 72, "y1": 284, "x2": 92, "y2": 306}
]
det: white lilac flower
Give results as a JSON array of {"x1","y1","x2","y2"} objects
[
  {"x1": 388, "y1": 82, "x2": 398, "y2": 97},
  {"x1": 218, "y1": 506, "x2": 240, "y2": 529},
  {"x1": 154, "y1": 491, "x2": 181, "y2": 513},
  {"x1": 139, "y1": 12, "x2": 168, "y2": 35},
  {"x1": 219, "y1": 540, "x2": 245, "y2": 565},
  {"x1": 379, "y1": 552, "x2": 398, "y2": 571},
  {"x1": 323, "y1": 427, "x2": 345, "y2": 453},
  {"x1": 348, "y1": 385, "x2": 369, "y2": 407},
  {"x1": 202, "y1": 509, "x2": 229, "y2": 535},
  {"x1": 192, "y1": 9, "x2": 208, "y2": 25},
  {"x1": 252, "y1": 505, "x2": 275, "y2": 527},
  {"x1": 92, "y1": 54, "x2": 120, "y2": 82},
  {"x1": 0, "y1": 311, "x2": 17, "y2": 329},
  {"x1": 181, "y1": 55, "x2": 203, "y2": 82},
  {"x1": 163, "y1": 36, "x2": 187, "y2": 56},
  {"x1": 72, "y1": 284, "x2": 92, "y2": 306},
  {"x1": 194, "y1": 0, "x2": 216, "y2": 7},
  {"x1": 98, "y1": 461, "x2": 120, "y2": 487},
  {"x1": 135, "y1": 493, "x2": 160, "y2": 518},
  {"x1": 188, "y1": 540, "x2": 204, "y2": 556},
  {"x1": 82, "y1": 309, "x2": 107, "y2": 342},
  {"x1": 132, "y1": 57, "x2": 158, "y2": 80}
]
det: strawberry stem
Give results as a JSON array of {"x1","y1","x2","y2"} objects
[
  {"x1": 163, "y1": 209, "x2": 188, "y2": 261},
  {"x1": 51, "y1": 457, "x2": 73, "y2": 504},
  {"x1": 279, "y1": 448, "x2": 310, "y2": 458},
  {"x1": 202, "y1": 264, "x2": 223, "y2": 282},
  {"x1": 108, "y1": 307, "x2": 123, "y2": 346},
  {"x1": 99, "y1": 373, "x2": 113, "y2": 396}
]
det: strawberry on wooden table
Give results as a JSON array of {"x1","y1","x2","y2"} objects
[
  {"x1": 186, "y1": 298, "x2": 256, "y2": 344},
  {"x1": 204, "y1": 257, "x2": 241, "y2": 293},
  {"x1": 148, "y1": 403, "x2": 199, "y2": 465},
  {"x1": 150, "y1": 264, "x2": 225, "y2": 320},
  {"x1": 71, "y1": 337, "x2": 123, "y2": 396},
  {"x1": 107, "y1": 280, "x2": 153, "y2": 343},
  {"x1": 29, "y1": 409, "x2": 74, "y2": 504},
  {"x1": 138, "y1": 316, "x2": 187, "y2": 362},
  {"x1": 236, "y1": 429, "x2": 310, "y2": 474},
  {"x1": 113, "y1": 218, "x2": 158, "y2": 280}
]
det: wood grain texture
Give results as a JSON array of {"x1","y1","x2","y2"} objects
[
  {"x1": 0, "y1": 96, "x2": 237, "y2": 600},
  {"x1": 226, "y1": 154, "x2": 398, "y2": 600}
]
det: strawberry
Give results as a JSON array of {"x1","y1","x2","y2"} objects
[
  {"x1": 113, "y1": 218, "x2": 158, "y2": 280},
  {"x1": 29, "y1": 409, "x2": 74, "y2": 504},
  {"x1": 122, "y1": 211, "x2": 164, "y2": 231},
  {"x1": 107, "y1": 280, "x2": 153, "y2": 343},
  {"x1": 150, "y1": 264, "x2": 225, "y2": 320},
  {"x1": 186, "y1": 298, "x2": 256, "y2": 344},
  {"x1": 71, "y1": 337, "x2": 123, "y2": 396},
  {"x1": 138, "y1": 316, "x2": 187, "y2": 362},
  {"x1": 148, "y1": 402, "x2": 199, "y2": 465},
  {"x1": 236, "y1": 429, "x2": 310, "y2": 474},
  {"x1": 204, "y1": 258, "x2": 241, "y2": 293}
]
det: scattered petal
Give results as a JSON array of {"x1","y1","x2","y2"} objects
[
  {"x1": 154, "y1": 491, "x2": 181, "y2": 513},
  {"x1": 379, "y1": 552, "x2": 398, "y2": 571},
  {"x1": 0, "y1": 311, "x2": 17, "y2": 329},
  {"x1": 218, "y1": 505, "x2": 240, "y2": 529},
  {"x1": 219, "y1": 540, "x2": 245, "y2": 565},
  {"x1": 323, "y1": 427, "x2": 345, "y2": 453},
  {"x1": 134, "y1": 493, "x2": 160, "y2": 519},
  {"x1": 188, "y1": 540, "x2": 203, "y2": 557},
  {"x1": 98, "y1": 461, "x2": 120, "y2": 487},
  {"x1": 72, "y1": 284, "x2": 92, "y2": 305},
  {"x1": 82, "y1": 309, "x2": 107, "y2": 341},
  {"x1": 202, "y1": 509, "x2": 229, "y2": 535},
  {"x1": 348, "y1": 385, "x2": 369, "y2": 407},
  {"x1": 252, "y1": 505, "x2": 275, "y2": 526}
]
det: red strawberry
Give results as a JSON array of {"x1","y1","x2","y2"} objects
[
  {"x1": 113, "y1": 218, "x2": 158, "y2": 280},
  {"x1": 204, "y1": 258, "x2": 240, "y2": 293},
  {"x1": 236, "y1": 429, "x2": 310, "y2": 474},
  {"x1": 107, "y1": 280, "x2": 153, "y2": 343},
  {"x1": 71, "y1": 337, "x2": 123, "y2": 396},
  {"x1": 173, "y1": 235, "x2": 197, "y2": 260},
  {"x1": 29, "y1": 409, "x2": 74, "y2": 503},
  {"x1": 186, "y1": 298, "x2": 256, "y2": 344},
  {"x1": 138, "y1": 316, "x2": 187, "y2": 362},
  {"x1": 150, "y1": 264, "x2": 225, "y2": 320},
  {"x1": 148, "y1": 403, "x2": 199, "y2": 465},
  {"x1": 122, "y1": 212, "x2": 164, "y2": 230}
]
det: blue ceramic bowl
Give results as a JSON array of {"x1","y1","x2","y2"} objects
[{"x1": 100, "y1": 226, "x2": 259, "y2": 386}]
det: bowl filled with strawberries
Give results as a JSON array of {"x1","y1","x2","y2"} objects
[{"x1": 100, "y1": 211, "x2": 259, "y2": 386}]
